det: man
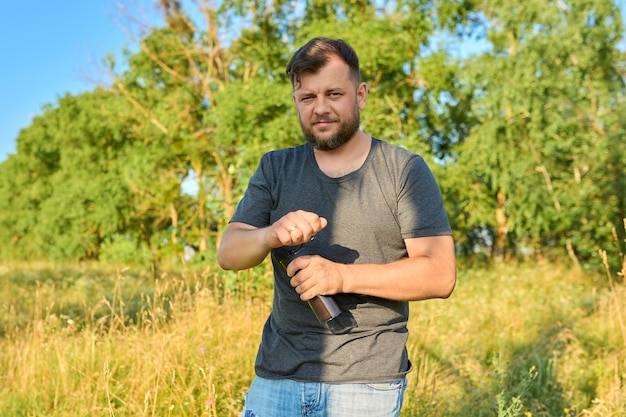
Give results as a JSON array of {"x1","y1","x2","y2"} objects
[{"x1": 217, "y1": 37, "x2": 456, "y2": 417}]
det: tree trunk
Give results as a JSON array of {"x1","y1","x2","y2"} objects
[{"x1": 493, "y1": 190, "x2": 509, "y2": 263}]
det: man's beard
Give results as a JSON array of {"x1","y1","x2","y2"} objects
[{"x1": 301, "y1": 107, "x2": 361, "y2": 151}]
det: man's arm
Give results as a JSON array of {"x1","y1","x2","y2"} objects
[
  {"x1": 216, "y1": 211, "x2": 328, "y2": 271},
  {"x1": 287, "y1": 235, "x2": 456, "y2": 302},
  {"x1": 216, "y1": 222, "x2": 273, "y2": 270}
]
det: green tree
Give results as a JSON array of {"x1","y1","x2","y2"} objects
[
  {"x1": 448, "y1": 0, "x2": 625, "y2": 265},
  {"x1": 0, "y1": 90, "x2": 138, "y2": 261},
  {"x1": 108, "y1": 0, "x2": 300, "y2": 256},
  {"x1": 1, "y1": 0, "x2": 623, "y2": 268}
]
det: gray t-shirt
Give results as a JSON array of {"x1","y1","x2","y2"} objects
[{"x1": 230, "y1": 137, "x2": 451, "y2": 383}]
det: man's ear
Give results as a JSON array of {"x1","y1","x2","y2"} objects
[{"x1": 357, "y1": 82, "x2": 368, "y2": 109}]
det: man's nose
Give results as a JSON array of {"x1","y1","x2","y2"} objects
[{"x1": 313, "y1": 96, "x2": 330, "y2": 114}]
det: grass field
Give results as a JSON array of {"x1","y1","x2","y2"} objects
[{"x1": 0, "y1": 257, "x2": 624, "y2": 416}]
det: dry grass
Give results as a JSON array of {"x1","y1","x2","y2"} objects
[
  {"x1": 403, "y1": 262, "x2": 625, "y2": 416},
  {"x1": 0, "y1": 252, "x2": 624, "y2": 416},
  {"x1": 0, "y1": 265, "x2": 269, "y2": 416}
]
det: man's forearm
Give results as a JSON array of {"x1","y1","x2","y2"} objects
[
  {"x1": 341, "y1": 255, "x2": 456, "y2": 301},
  {"x1": 217, "y1": 223, "x2": 271, "y2": 270},
  {"x1": 218, "y1": 212, "x2": 329, "y2": 271},
  {"x1": 288, "y1": 235, "x2": 456, "y2": 302},
  {"x1": 342, "y1": 235, "x2": 456, "y2": 301}
]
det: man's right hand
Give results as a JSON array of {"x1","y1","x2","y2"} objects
[
  {"x1": 264, "y1": 210, "x2": 328, "y2": 249},
  {"x1": 217, "y1": 210, "x2": 327, "y2": 271}
]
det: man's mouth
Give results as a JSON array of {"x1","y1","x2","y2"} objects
[{"x1": 313, "y1": 119, "x2": 336, "y2": 127}]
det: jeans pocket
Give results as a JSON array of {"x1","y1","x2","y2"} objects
[{"x1": 365, "y1": 379, "x2": 404, "y2": 392}]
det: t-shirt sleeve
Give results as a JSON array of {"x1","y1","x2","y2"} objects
[
  {"x1": 397, "y1": 155, "x2": 451, "y2": 239},
  {"x1": 230, "y1": 153, "x2": 274, "y2": 228}
]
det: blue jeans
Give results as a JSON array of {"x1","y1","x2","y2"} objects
[{"x1": 240, "y1": 376, "x2": 407, "y2": 417}]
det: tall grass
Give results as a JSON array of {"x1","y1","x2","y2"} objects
[
  {"x1": 0, "y1": 242, "x2": 624, "y2": 416},
  {"x1": 0, "y1": 264, "x2": 270, "y2": 416},
  {"x1": 403, "y1": 262, "x2": 625, "y2": 416}
]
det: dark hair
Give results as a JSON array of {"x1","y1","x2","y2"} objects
[{"x1": 286, "y1": 37, "x2": 361, "y2": 89}]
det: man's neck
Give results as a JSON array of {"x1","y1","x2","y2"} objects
[{"x1": 313, "y1": 132, "x2": 372, "y2": 178}]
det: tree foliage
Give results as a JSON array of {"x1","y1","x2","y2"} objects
[
  {"x1": 0, "y1": 0, "x2": 623, "y2": 271},
  {"x1": 448, "y1": 0, "x2": 625, "y2": 267}
]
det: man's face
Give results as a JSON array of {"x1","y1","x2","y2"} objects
[{"x1": 293, "y1": 55, "x2": 367, "y2": 151}]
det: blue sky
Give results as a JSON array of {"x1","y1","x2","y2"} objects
[
  {"x1": 1, "y1": 2, "x2": 625, "y2": 163},
  {"x1": 0, "y1": 1, "x2": 134, "y2": 162}
]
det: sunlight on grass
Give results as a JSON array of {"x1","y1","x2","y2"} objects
[{"x1": 0, "y1": 250, "x2": 624, "y2": 416}]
